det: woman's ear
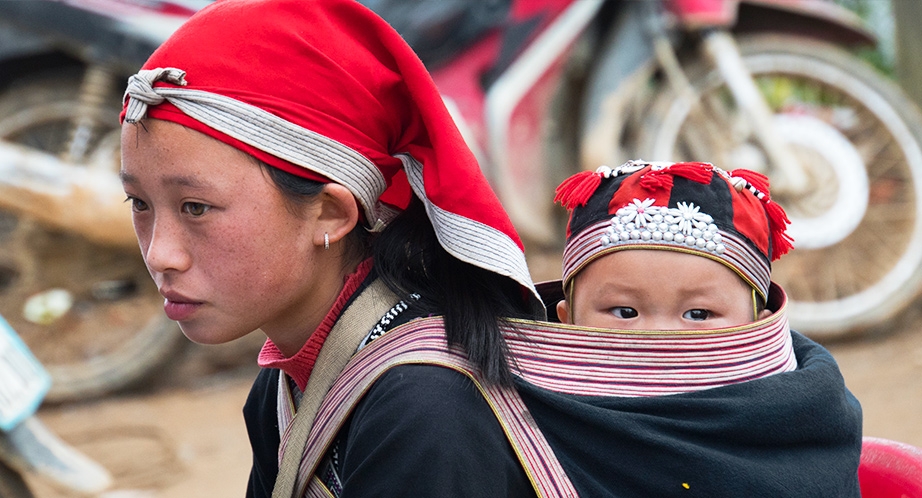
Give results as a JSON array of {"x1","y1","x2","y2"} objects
[
  {"x1": 314, "y1": 183, "x2": 360, "y2": 247},
  {"x1": 556, "y1": 300, "x2": 571, "y2": 324}
]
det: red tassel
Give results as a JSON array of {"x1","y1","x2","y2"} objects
[
  {"x1": 639, "y1": 162, "x2": 713, "y2": 192},
  {"x1": 765, "y1": 200, "x2": 794, "y2": 260},
  {"x1": 639, "y1": 170, "x2": 674, "y2": 192},
  {"x1": 728, "y1": 168, "x2": 793, "y2": 259},
  {"x1": 668, "y1": 162, "x2": 714, "y2": 184},
  {"x1": 554, "y1": 171, "x2": 603, "y2": 209}
]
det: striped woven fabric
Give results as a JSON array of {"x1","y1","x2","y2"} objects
[
  {"x1": 562, "y1": 218, "x2": 772, "y2": 300},
  {"x1": 506, "y1": 290, "x2": 796, "y2": 397},
  {"x1": 279, "y1": 287, "x2": 795, "y2": 496},
  {"x1": 276, "y1": 374, "x2": 297, "y2": 464},
  {"x1": 285, "y1": 318, "x2": 578, "y2": 498}
]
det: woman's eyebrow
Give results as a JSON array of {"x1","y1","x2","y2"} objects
[
  {"x1": 160, "y1": 174, "x2": 212, "y2": 190},
  {"x1": 118, "y1": 170, "x2": 211, "y2": 190},
  {"x1": 119, "y1": 170, "x2": 137, "y2": 185}
]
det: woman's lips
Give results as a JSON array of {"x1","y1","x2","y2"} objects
[
  {"x1": 161, "y1": 291, "x2": 202, "y2": 321},
  {"x1": 163, "y1": 299, "x2": 201, "y2": 321}
]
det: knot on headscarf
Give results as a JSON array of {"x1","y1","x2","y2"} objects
[{"x1": 123, "y1": 68, "x2": 188, "y2": 124}]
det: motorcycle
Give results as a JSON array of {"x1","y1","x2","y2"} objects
[
  {"x1": 0, "y1": 1, "x2": 198, "y2": 402},
  {"x1": 0, "y1": 0, "x2": 920, "y2": 400},
  {"x1": 580, "y1": 0, "x2": 922, "y2": 340},
  {"x1": 0, "y1": 313, "x2": 112, "y2": 497},
  {"x1": 379, "y1": 0, "x2": 922, "y2": 339}
]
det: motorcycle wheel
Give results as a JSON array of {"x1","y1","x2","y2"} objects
[
  {"x1": 636, "y1": 35, "x2": 922, "y2": 339},
  {"x1": 0, "y1": 69, "x2": 187, "y2": 402}
]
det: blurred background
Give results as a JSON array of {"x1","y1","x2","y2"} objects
[{"x1": 0, "y1": 0, "x2": 921, "y2": 496}]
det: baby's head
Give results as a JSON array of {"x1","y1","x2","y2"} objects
[{"x1": 555, "y1": 160, "x2": 793, "y2": 330}]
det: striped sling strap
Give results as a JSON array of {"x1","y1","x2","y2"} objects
[
  {"x1": 273, "y1": 279, "x2": 402, "y2": 498},
  {"x1": 285, "y1": 316, "x2": 577, "y2": 498}
]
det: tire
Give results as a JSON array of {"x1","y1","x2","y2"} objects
[
  {"x1": 636, "y1": 35, "x2": 922, "y2": 339},
  {"x1": 0, "y1": 69, "x2": 187, "y2": 402}
]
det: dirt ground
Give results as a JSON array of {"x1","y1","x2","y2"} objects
[{"x1": 22, "y1": 251, "x2": 922, "y2": 497}]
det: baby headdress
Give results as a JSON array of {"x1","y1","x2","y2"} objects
[{"x1": 556, "y1": 160, "x2": 794, "y2": 302}]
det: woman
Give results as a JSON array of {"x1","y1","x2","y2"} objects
[{"x1": 119, "y1": 0, "x2": 549, "y2": 496}]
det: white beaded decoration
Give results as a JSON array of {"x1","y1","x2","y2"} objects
[{"x1": 600, "y1": 198, "x2": 725, "y2": 255}]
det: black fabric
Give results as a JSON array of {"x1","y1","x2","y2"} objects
[
  {"x1": 568, "y1": 170, "x2": 630, "y2": 237},
  {"x1": 337, "y1": 364, "x2": 534, "y2": 497},
  {"x1": 517, "y1": 331, "x2": 863, "y2": 497},
  {"x1": 667, "y1": 175, "x2": 736, "y2": 231},
  {"x1": 670, "y1": 175, "x2": 769, "y2": 264},
  {"x1": 243, "y1": 365, "x2": 534, "y2": 498},
  {"x1": 244, "y1": 367, "x2": 281, "y2": 498}
]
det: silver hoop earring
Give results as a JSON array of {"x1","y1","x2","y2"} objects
[{"x1": 324, "y1": 232, "x2": 330, "y2": 250}]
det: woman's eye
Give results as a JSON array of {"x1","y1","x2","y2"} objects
[
  {"x1": 125, "y1": 196, "x2": 148, "y2": 212},
  {"x1": 610, "y1": 307, "x2": 638, "y2": 319},
  {"x1": 182, "y1": 202, "x2": 210, "y2": 216},
  {"x1": 683, "y1": 309, "x2": 711, "y2": 321}
]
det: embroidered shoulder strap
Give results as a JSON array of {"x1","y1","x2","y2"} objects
[
  {"x1": 288, "y1": 317, "x2": 577, "y2": 498},
  {"x1": 273, "y1": 279, "x2": 401, "y2": 498}
]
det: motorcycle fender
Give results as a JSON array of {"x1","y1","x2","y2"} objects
[{"x1": 735, "y1": 0, "x2": 877, "y2": 48}]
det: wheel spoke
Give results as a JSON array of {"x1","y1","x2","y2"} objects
[{"x1": 637, "y1": 37, "x2": 922, "y2": 336}]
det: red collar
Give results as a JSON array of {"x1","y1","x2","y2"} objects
[{"x1": 257, "y1": 258, "x2": 374, "y2": 391}]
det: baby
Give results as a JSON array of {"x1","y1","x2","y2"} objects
[
  {"x1": 553, "y1": 159, "x2": 798, "y2": 389},
  {"x1": 507, "y1": 159, "x2": 862, "y2": 496}
]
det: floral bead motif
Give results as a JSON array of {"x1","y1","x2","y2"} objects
[{"x1": 600, "y1": 198, "x2": 726, "y2": 255}]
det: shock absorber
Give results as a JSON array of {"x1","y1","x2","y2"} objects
[{"x1": 64, "y1": 64, "x2": 115, "y2": 164}]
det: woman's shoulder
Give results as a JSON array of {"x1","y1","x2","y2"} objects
[
  {"x1": 340, "y1": 364, "x2": 535, "y2": 496},
  {"x1": 354, "y1": 363, "x2": 485, "y2": 422}
]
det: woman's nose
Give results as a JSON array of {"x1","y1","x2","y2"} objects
[{"x1": 143, "y1": 217, "x2": 192, "y2": 274}]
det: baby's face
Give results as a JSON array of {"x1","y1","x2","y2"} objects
[{"x1": 558, "y1": 249, "x2": 768, "y2": 330}]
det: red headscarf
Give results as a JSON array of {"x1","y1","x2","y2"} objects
[{"x1": 121, "y1": 0, "x2": 538, "y2": 303}]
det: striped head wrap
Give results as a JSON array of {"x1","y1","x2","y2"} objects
[
  {"x1": 556, "y1": 160, "x2": 794, "y2": 302},
  {"x1": 119, "y1": 0, "x2": 538, "y2": 305}
]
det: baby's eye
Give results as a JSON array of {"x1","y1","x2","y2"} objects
[
  {"x1": 610, "y1": 307, "x2": 638, "y2": 319},
  {"x1": 683, "y1": 309, "x2": 711, "y2": 321},
  {"x1": 125, "y1": 196, "x2": 148, "y2": 212},
  {"x1": 182, "y1": 202, "x2": 210, "y2": 217}
]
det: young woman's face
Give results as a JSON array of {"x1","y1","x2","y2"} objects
[
  {"x1": 558, "y1": 249, "x2": 768, "y2": 330},
  {"x1": 120, "y1": 119, "x2": 331, "y2": 347}
]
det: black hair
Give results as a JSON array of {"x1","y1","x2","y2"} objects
[
  {"x1": 261, "y1": 163, "x2": 372, "y2": 268},
  {"x1": 373, "y1": 197, "x2": 543, "y2": 386},
  {"x1": 262, "y1": 163, "x2": 541, "y2": 386}
]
